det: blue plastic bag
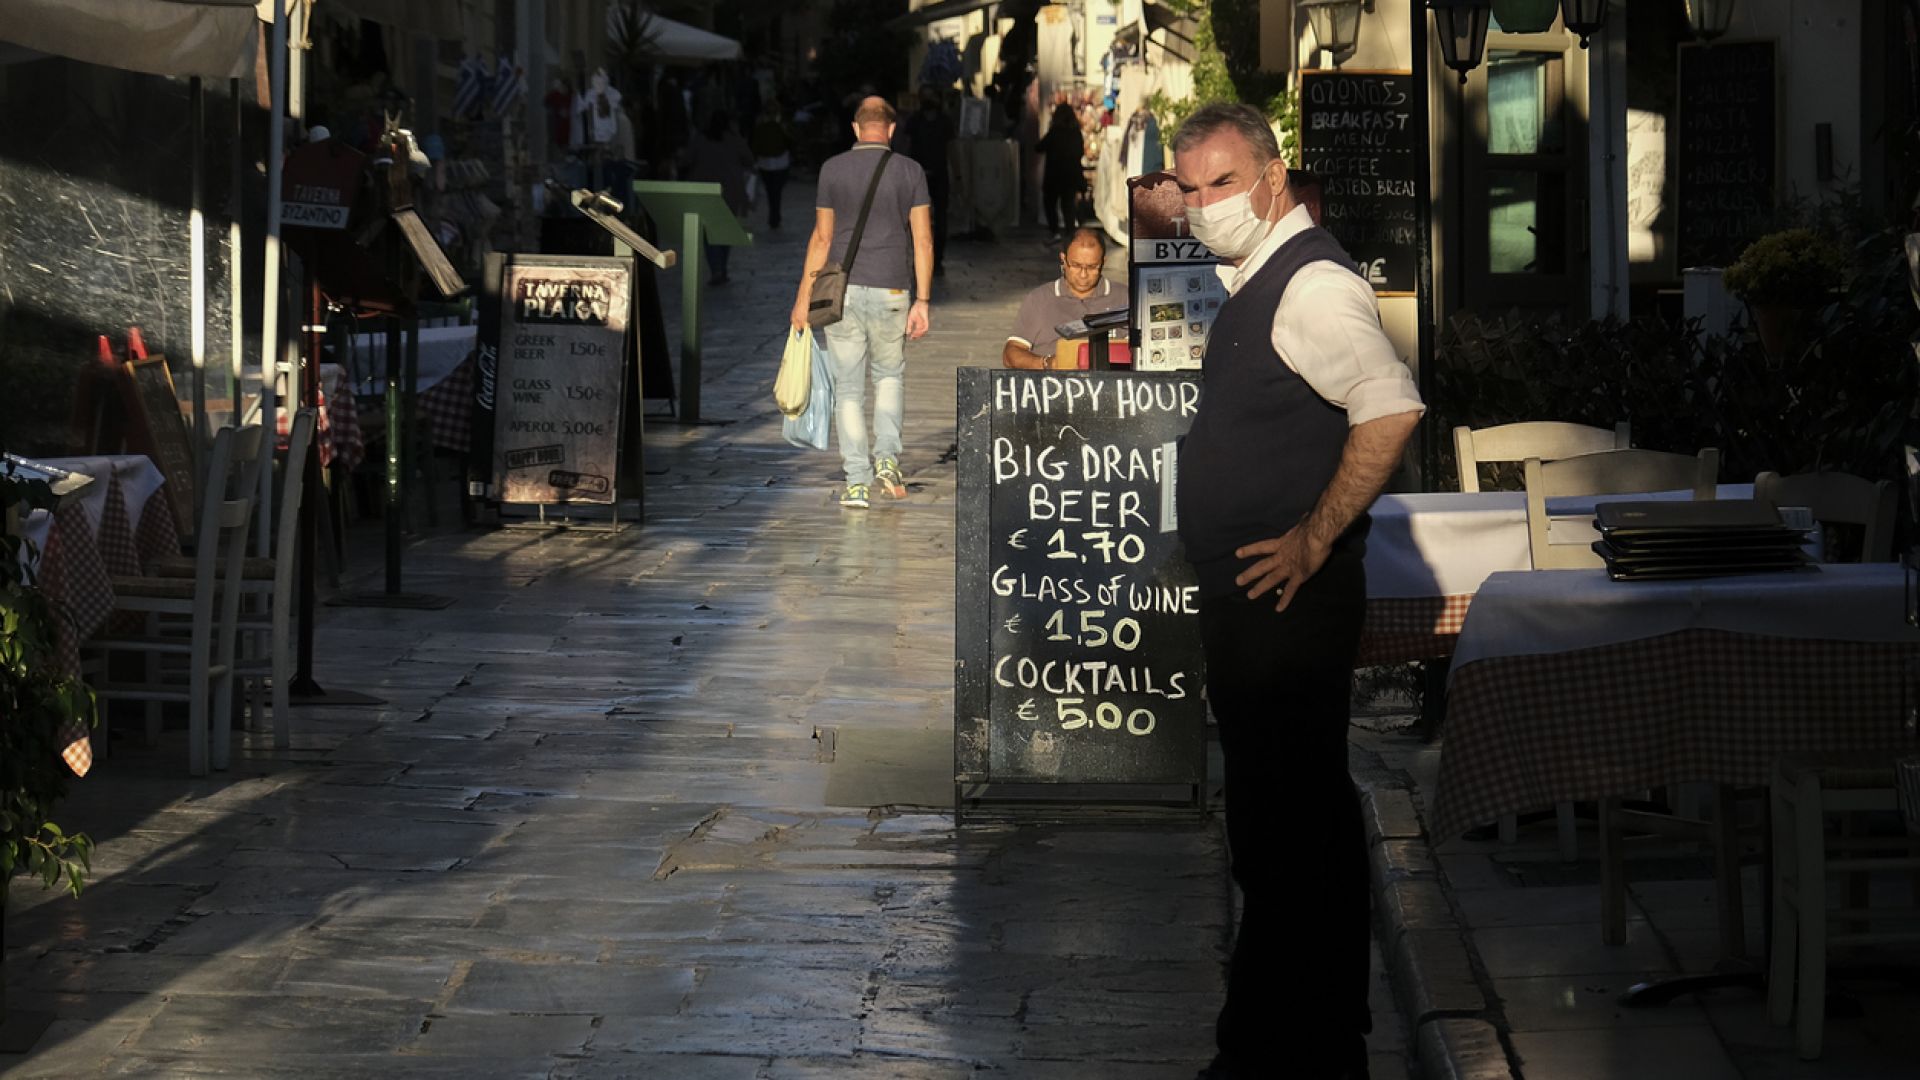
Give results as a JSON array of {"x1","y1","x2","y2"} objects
[{"x1": 782, "y1": 331, "x2": 833, "y2": 451}]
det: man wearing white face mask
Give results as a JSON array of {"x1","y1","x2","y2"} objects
[{"x1": 1170, "y1": 102, "x2": 1424, "y2": 1080}]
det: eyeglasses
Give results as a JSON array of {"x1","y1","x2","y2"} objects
[{"x1": 1063, "y1": 260, "x2": 1104, "y2": 273}]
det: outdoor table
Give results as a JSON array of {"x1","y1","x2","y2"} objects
[
  {"x1": 351, "y1": 331, "x2": 475, "y2": 456},
  {"x1": 275, "y1": 362, "x2": 365, "y2": 471},
  {"x1": 14, "y1": 454, "x2": 181, "y2": 776},
  {"x1": 1356, "y1": 484, "x2": 1752, "y2": 666},
  {"x1": 1431, "y1": 563, "x2": 1918, "y2": 843}
]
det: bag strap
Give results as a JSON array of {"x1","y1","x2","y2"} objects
[{"x1": 841, "y1": 149, "x2": 893, "y2": 274}]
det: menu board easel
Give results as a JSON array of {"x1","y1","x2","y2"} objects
[
  {"x1": 1676, "y1": 41, "x2": 1777, "y2": 268},
  {"x1": 484, "y1": 253, "x2": 638, "y2": 527},
  {"x1": 120, "y1": 356, "x2": 196, "y2": 536},
  {"x1": 1299, "y1": 69, "x2": 1419, "y2": 295},
  {"x1": 954, "y1": 369, "x2": 1207, "y2": 816}
]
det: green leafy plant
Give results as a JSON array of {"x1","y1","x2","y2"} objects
[
  {"x1": 1721, "y1": 227, "x2": 1847, "y2": 307},
  {"x1": 1431, "y1": 229, "x2": 1920, "y2": 495},
  {"x1": 1, "y1": 471, "x2": 95, "y2": 905},
  {"x1": 1144, "y1": 1, "x2": 1300, "y2": 165}
]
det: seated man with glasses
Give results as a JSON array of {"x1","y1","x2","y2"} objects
[{"x1": 1002, "y1": 227, "x2": 1121, "y2": 370}]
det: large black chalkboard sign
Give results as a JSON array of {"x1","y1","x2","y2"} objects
[
  {"x1": 955, "y1": 369, "x2": 1207, "y2": 804},
  {"x1": 1299, "y1": 69, "x2": 1419, "y2": 295},
  {"x1": 1676, "y1": 41, "x2": 1777, "y2": 268}
]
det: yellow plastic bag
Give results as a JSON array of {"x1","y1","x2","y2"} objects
[{"x1": 773, "y1": 327, "x2": 812, "y2": 418}]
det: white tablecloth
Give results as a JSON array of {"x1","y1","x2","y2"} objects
[
  {"x1": 345, "y1": 325, "x2": 476, "y2": 397},
  {"x1": 1449, "y1": 562, "x2": 1914, "y2": 672},
  {"x1": 35, "y1": 455, "x2": 167, "y2": 540},
  {"x1": 1367, "y1": 484, "x2": 1754, "y2": 600}
]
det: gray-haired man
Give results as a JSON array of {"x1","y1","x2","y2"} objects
[{"x1": 1172, "y1": 101, "x2": 1424, "y2": 1080}]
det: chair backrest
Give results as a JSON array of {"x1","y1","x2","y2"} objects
[
  {"x1": 274, "y1": 409, "x2": 318, "y2": 573},
  {"x1": 1454, "y1": 421, "x2": 1631, "y2": 492},
  {"x1": 1525, "y1": 447, "x2": 1720, "y2": 569},
  {"x1": 1754, "y1": 469, "x2": 1897, "y2": 563},
  {"x1": 186, "y1": 427, "x2": 255, "y2": 651}
]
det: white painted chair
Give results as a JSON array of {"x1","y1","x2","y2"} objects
[
  {"x1": 1524, "y1": 448, "x2": 1720, "y2": 569},
  {"x1": 88, "y1": 425, "x2": 257, "y2": 775},
  {"x1": 1768, "y1": 752, "x2": 1920, "y2": 1058},
  {"x1": 1453, "y1": 420, "x2": 1630, "y2": 493},
  {"x1": 1754, "y1": 470, "x2": 1897, "y2": 564},
  {"x1": 148, "y1": 409, "x2": 316, "y2": 748}
]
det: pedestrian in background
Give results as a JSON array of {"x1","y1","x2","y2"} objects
[
  {"x1": 683, "y1": 110, "x2": 754, "y2": 287},
  {"x1": 896, "y1": 92, "x2": 954, "y2": 277},
  {"x1": 790, "y1": 96, "x2": 933, "y2": 509},
  {"x1": 1038, "y1": 101, "x2": 1084, "y2": 239},
  {"x1": 750, "y1": 100, "x2": 795, "y2": 231},
  {"x1": 1171, "y1": 101, "x2": 1423, "y2": 1080}
]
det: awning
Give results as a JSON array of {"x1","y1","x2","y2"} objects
[
  {"x1": 890, "y1": 0, "x2": 999, "y2": 30},
  {"x1": 632, "y1": 13, "x2": 741, "y2": 64},
  {"x1": 0, "y1": 0, "x2": 260, "y2": 80}
]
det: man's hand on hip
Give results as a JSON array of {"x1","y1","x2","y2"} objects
[
  {"x1": 1234, "y1": 527, "x2": 1331, "y2": 613},
  {"x1": 907, "y1": 300, "x2": 930, "y2": 340}
]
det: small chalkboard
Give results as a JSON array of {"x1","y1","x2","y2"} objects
[
  {"x1": 1676, "y1": 41, "x2": 1776, "y2": 268},
  {"x1": 120, "y1": 356, "x2": 196, "y2": 535},
  {"x1": 490, "y1": 255, "x2": 634, "y2": 505},
  {"x1": 955, "y1": 369, "x2": 1207, "y2": 796},
  {"x1": 1299, "y1": 70, "x2": 1419, "y2": 295}
]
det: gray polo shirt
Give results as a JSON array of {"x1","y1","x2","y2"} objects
[
  {"x1": 816, "y1": 142, "x2": 930, "y2": 292},
  {"x1": 1007, "y1": 276, "x2": 1120, "y2": 353}
]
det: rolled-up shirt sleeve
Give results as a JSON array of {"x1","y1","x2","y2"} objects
[
  {"x1": 1270, "y1": 264, "x2": 1426, "y2": 426},
  {"x1": 1007, "y1": 286, "x2": 1047, "y2": 350}
]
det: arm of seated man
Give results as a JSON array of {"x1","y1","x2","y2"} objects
[{"x1": 1002, "y1": 337, "x2": 1051, "y2": 370}]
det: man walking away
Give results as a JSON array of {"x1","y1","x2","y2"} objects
[
  {"x1": 1171, "y1": 101, "x2": 1423, "y2": 1080},
  {"x1": 790, "y1": 96, "x2": 934, "y2": 509}
]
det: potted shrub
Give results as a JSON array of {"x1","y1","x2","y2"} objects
[
  {"x1": 1, "y1": 471, "x2": 95, "y2": 1049},
  {"x1": 1722, "y1": 227, "x2": 1846, "y2": 357}
]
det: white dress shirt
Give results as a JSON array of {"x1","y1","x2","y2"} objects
[{"x1": 1213, "y1": 203, "x2": 1426, "y2": 426}]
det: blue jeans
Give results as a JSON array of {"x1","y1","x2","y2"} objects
[{"x1": 823, "y1": 284, "x2": 908, "y2": 487}]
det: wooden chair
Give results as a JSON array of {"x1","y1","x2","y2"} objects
[
  {"x1": 1769, "y1": 752, "x2": 1920, "y2": 1058},
  {"x1": 1453, "y1": 420, "x2": 1630, "y2": 492},
  {"x1": 1754, "y1": 470, "x2": 1897, "y2": 563},
  {"x1": 1524, "y1": 448, "x2": 1720, "y2": 569},
  {"x1": 150, "y1": 410, "x2": 316, "y2": 749},
  {"x1": 87, "y1": 425, "x2": 258, "y2": 775}
]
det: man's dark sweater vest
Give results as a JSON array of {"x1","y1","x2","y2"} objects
[{"x1": 1177, "y1": 225, "x2": 1368, "y2": 598}]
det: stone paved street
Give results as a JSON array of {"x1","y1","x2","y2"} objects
[{"x1": 3, "y1": 193, "x2": 1409, "y2": 1079}]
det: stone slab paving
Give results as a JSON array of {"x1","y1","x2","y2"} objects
[
  {"x1": 3, "y1": 192, "x2": 1412, "y2": 1079},
  {"x1": 1357, "y1": 721, "x2": 1920, "y2": 1080}
]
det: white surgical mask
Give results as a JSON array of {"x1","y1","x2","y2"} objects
[{"x1": 1185, "y1": 168, "x2": 1278, "y2": 261}]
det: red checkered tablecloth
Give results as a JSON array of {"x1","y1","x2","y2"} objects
[
  {"x1": 277, "y1": 365, "x2": 365, "y2": 471},
  {"x1": 357, "y1": 355, "x2": 475, "y2": 457},
  {"x1": 1358, "y1": 594, "x2": 1474, "y2": 667},
  {"x1": 22, "y1": 468, "x2": 180, "y2": 777},
  {"x1": 1431, "y1": 629, "x2": 1920, "y2": 840}
]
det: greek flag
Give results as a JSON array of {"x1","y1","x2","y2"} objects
[
  {"x1": 492, "y1": 55, "x2": 525, "y2": 118},
  {"x1": 453, "y1": 54, "x2": 485, "y2": 120}
]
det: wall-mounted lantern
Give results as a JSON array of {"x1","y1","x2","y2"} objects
[
  {"x1": 1684, "y1": 0, "x2": 1737, "y2": 41},
  {"x1": 1299, "y1": 0, "x2": 1368, "y2": 58},
  {"x1": 1558, "y1": 0, "x2": 1608, "y2": 48},
  {"x1": 1429, "y1": 0, "x2": 1492, "y2": 84}
]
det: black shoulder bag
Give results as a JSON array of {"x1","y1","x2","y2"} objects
[{"x1": 806, "y1": 149, "x2": 892, "y2": 329}]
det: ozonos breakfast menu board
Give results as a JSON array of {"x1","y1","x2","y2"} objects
[{"x1": 954, "y1": 369, "x2": 1206, "y2": 800}]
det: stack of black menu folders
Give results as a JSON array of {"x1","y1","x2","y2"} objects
[{"x1": 1591, "y1": 500, "x2": 1813, "y2": 581}]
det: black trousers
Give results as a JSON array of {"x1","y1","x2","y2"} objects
[
  {"x1": 1043, "y1": 185, "x2": 1078, "y2": 233},
  {"x1": 927, "y1": 178, "x2": 949, "y2": 271},
  {"x1": 1198, "y1": 547, "x2": 1370, "y2": 1076},
  {"x1": 758, "y1": 167, "x2": 789, "y2": 228}
]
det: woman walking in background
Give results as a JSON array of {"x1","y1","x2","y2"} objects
[
  {"x1": 750, "y1": 100, "x2": 795, "y2": 231},
  {"x1": 1038, "y1": 102, "x2": 1085, "y2": 239},
  {"x1": 683, "y1": 110, "x2": 755, "y2": 286}
]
